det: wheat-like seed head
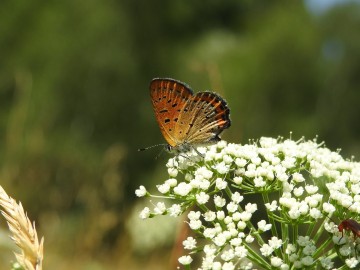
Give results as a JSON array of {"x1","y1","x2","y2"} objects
[{"x1": 0, "y1": 186, "x2": 44, "y2": 270}]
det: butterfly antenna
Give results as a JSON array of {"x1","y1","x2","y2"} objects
[{"x1": 138, "y1": 143, "x2": 167, "y2": 152}]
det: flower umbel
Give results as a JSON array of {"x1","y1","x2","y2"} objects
[{"x1": 137, "y1": 137, "x2": 360, "y2": 269}]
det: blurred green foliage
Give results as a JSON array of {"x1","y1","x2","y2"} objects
[{"x1": 0, "y1": 1, "x2": 360, "y2": 269}]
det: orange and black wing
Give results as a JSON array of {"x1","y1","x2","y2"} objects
[
  {"x1": 150, "y1": 78, "x2": 193, "y2": 147},
  {"x1": 176, "y1": 91, "x2": 231, "y2": 145}
]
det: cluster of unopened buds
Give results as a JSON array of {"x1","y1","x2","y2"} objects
[{"x1": 136, "y1": 137, "x2": 360, "y2": 269}]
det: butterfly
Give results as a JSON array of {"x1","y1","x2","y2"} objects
[{"x1": 149, "y1": 78, "x2": 231, "y2": 154}]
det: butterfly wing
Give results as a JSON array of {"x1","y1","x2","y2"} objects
[
  {"x1": 175, "y1": 91, "x2": 231, "y2": 145},
  {"x1": 150, "y1": 78, "x2": 193, "y2": 147}
]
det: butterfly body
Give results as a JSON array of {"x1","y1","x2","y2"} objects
[{"x1": 150, "y1": 78, "x2": 231, "y2": 153}]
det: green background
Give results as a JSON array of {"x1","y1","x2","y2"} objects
[{"x1": 1, "y1": 1, "x2": 360, "y2": 269}]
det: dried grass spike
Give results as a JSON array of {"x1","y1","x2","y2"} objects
[{"x1": 0, "y1": 186, "x2": 44, "y2": 270}]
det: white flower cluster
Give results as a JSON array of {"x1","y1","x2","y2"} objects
[{"x1": 136, "y1": 137, "x2": 360, "y2": 269}]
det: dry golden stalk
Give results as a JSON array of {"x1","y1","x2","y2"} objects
[{"x1": 0, "y1": 186, "x2": 44, "y2": 270}]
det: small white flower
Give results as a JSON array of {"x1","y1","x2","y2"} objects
[
  {"x1": 214, "y1": 162, "x2": 230, "y2": 174},
  {"x1": 297, "y1": 236, "x2": 311, "y2": 247},
  {"x1": 301, "y1": 256, "x2": 314, "y2": 266},
  {"x1": 224, "y1": 216, "x2": 233, "y2": 225},
  {"x1": 139, "y1": 207, "x2": 150, "y2": 219},
  {"x1": 234, "y1": 245, "x2": 247, "y2": 258},
  {"x1": 303, "y1": 244, "x2": 316, "y2": 255},
  {"x1": 199, "y1": 179, "x2": 211, "y2": 190},
  {"x1": 258, "y1": 220, "x2": 272, "y2": 232},
  {"x1": 213, "y1": 233, "x2": 227, "y2": 246},
  {"x1": 339, "y1": 244, "x2": 352, "y2": 256},
  {"x1": 251, "y1": 156, "x2": 262, "y2": 165},
  {"x1": 204, "y1": 211, "x2": 216, "y2": 222},
  {"x1": 305, "y1": 195, "x2": 321, "y2": 207},
  {"x1": 178, "y1": 255, "x2": 193, "y2": 265},
  {"x1": 269, "y1": 236, "x2": 283, "y2": 249},
  {"x1": 239, "y1": 211, "x2": 252, "y2": 221},
  {"x1": 165, "y1": 178, "x2": 177, "y2": 187},
  {"x1": 203, "y1": 228, "x2": 217, "y2": 239},
  {"x1": 183, "y1": 237, "x2": 197, "y2": 250},
  {"x1": 156, "y1": 183, "x2": 170, "y2": 194},
  {"x1": 293, "y1": 260, "x2": 302, "y2": 268},
  {"x1": 227, "y1": 202, "x2": 238, "y2": 213},
  {"x1": 233, "y1": 176, "x2": 243, "y2": 185},
  {"x1": 231, "y1": 192, "x2": 244, "y2": 203},
  {"x1": 223, "y1": 154, "x2": 234, "y2": 164},
  {"x1": 174, "y1": 182, "x2": 192, "y2": 196},
  {"x1": 215, "y1": 178, "x2": 228, "y2": 190},
  {"x1": 323, "y1": 203, "x2": 336, "y2": 215},
  {"x1": 265, "y1": 200, "x2": 279, "y2": 211},
  {"x1": 293, "y1": 187, "x2": 304, "y2": 197},
  {"x1": 260, "y1": 243, "x2": 274, "y2": 257},
  {"x1": 195, "y1": 166, "x2": 213, "y2": 180},
  {"x1": 288, "y1": 208, "x2": 301, "y2": 219},
  {"x1": 345, "y1": 257, "x2": 359, "y2": 268},
  {"x1": 232, "y1": 212, "x2": 241, "y2": 221},
  {"x1": 217, "y1": 140, "x2": 227, "y2": 148},
  {"x1": 305, "y1": 185, "x2": 318, "y2": 194},
  {"x1": 230, "y1": 237, "x2": 242, "y2": 246},
  {"x1": 245, "y1": 203, "x2": 258, "y2": 213},
  {"x1": 189, "y1": 219, "x2": 202, "y2": 230},
  {"x1": 166, "y1": 158, "x2": 178, "y2": 168},
  {"x1": 285, "y1": 243, "x2": 296, "y2": 254},
  {"x1": 203, "y1": 244, "x2": 217, "y2": 255},
  {"x1": 188, "y1": 211, "x2": 201, "y2": 220},
  {"x1": 211, "y1": 261, "x2": 222, "y2": 270},
  {"x1": 214, "y1": 223, "x2": 223, "y2": 233},
  {"x1": 221, "y1": 248, "x2": 235, "y2": 261},
  {"x1": 271, "y1": 156, "x2": 281, "y2": 165},
  {"x1": 282, "y1": 157, "x2": 296, "y2": 168},
  {"x1": 292, "y1": 172, "x2": 305, "y2": 183},
  {"x1": 245, "y1": 234, "x2": 254, "y2": 243},
  {"x1": 214, "y1": 195, "x2": 226, "y2": 207},
  {"x1": 154, "y1": 202, "x2": 166, "y2": 215},
  {"x1": 196, "y1": 192, "x2": 210, "y2": 204},
  {"x1": 320, "y1": 257, "x2": 334, "y2": 269},
  {"x1": 222, "y1": 262, "x2": 235, "y2": 270},
  {"x1": 168, "y1": 167, "x2": 178, "y2": 177},
  {"x1": 237, "y1": 220, "x2": 246, "y2": 230},
  {"x1": 254, "y1": 176, "x2": 266, "y2": 187},
  {"x1": 279, "y1": 196, "x2": 296, "y2": 208},
  {"x1": 298, "y1": 202, "x2": 309, "y2": 215},
  {"x1": 260, "y1": 137, "x2": 277, "y2": 147},
  {"x1": 235, "y1": 158, "x2": 247, "y2": 167},
  {"x1": 217, "y1": 211, "x2": 225, "y2": 220},
  {"x1": 289, "y1": 254, "x2": 299, "y2": 263},
  {"x1": 168, "y1": 204, "x2": 182, "y2": 217},
  {"x1": 271, "y1": 256, "x2": 283, "y2": 267},
  {"x1": 135, "y1": 185, "x2": 147, "y2": 197},
  {"x1": 309, "y1": 208, "x2": 322, "y2": 219},
  {"x1": 185, "y1": 173, "x2": 193, "y2": 181},
  {"x1": 324, "y1": 221, "x2": 337, "y2": 233}
]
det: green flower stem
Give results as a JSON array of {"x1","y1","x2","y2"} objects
[
  {"x1": 262, "y1": 193, "x2": 280, "y2": 239},
  {"x1": 313, "y1": 217, "x2": 328, "y2": 243},
  {"x1": 313, "y1": 236, "x2": 333, "y2": 258},
  {"x1": 243, "y1": 242, "x2": 271, "y2": 270}
]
